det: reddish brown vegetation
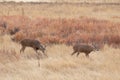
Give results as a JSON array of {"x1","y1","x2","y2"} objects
[{"x1": 0, "y1": 16, "x2": 120, "y2": 46}]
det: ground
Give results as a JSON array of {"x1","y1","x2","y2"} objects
[
  {"x1": 0, "y1": 3, "x2": 120, "y2": 22},
  {"x1": 0, "y1": 35, "x2": 120, "y2": 80},
  {"x1": 0, "y1": 2, "x2": 120, "y2": 80}
]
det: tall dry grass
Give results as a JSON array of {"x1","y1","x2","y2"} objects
[
  {"x1": 0, "y1": 35, "x2": 120, "y2": 80},
  {"x1": 0, "y1": 3, "x2": 120, "y2": 46},
  {"x1": 0, "y1": 2, "x2": 120, "y2": 21},
  {"x1": 0, "y1": 16, "x2": 120, "y2": 46},
  {"x1": 0, "y1": 2, "x2": 120, "y2": 80}
]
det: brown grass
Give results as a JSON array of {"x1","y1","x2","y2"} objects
[
  {"x1": 0, "y1": 35, "x2": 120, "y2": 80},
  {"x1": 0, "y1": 3, "x2": 120, "y2": 46},
  {"x1": 0, "y1": 2, "x2": 120, "y2": 80},
  {"x1": 0, "y1": 16, "x2": 120, "y2": 46},
  {"x1": 0, "y1": 2, "x2": 120, "y2": 21}
]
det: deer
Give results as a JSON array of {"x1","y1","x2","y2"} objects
[
  {"x1": 9, "y1": 27, "x2": 20, "y2": 35},
  {"x1": 20, "y1": 39, "x2": 48, "y2": 67},
  {"x1": 71, "y1": 43, "x2": 99, "y2": 57}
]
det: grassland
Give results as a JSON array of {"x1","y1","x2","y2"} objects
[
  {"x1": 0, "y1": 2, "x2": 120, "y2": 80},
  {"x1": 1, "y1": 0, "x2": 120, "y2": 3},
  {"x1": 0, "y1": 2, "x2": 120, "y2": 22},
  {"x1": 0, "y1": 2, "x2": 120, "y2": 46},
  {"x1": 0, "y1": 35, "x2": 120, "y2": 80}
]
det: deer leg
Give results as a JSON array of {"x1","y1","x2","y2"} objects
[
  {"x1": 34, "y1": 49, "x2": 40, "y2": 67},
  {"x1": 36, "y1": 52, "x2": 41, "y2": 67},
  {"x1": 35, "y1": 49, "x2": 43, "y2": 67},
  {"x1": 43, "y1": 52, "x2": 48, "y2": 57},
  {"x1": 76, "y1": 52, "x2": 80, "y2": 57},
  {"x1": 71, "y1": 51, "x2": 77, "y2": 56},
  {"x1": 34, "y1": 48, "x2": 38, "y2": 53},
  {"x1": 85, "y1": 53, "x2": 89, "y2": 58},
  {"x1": 20, "y1": 46, "x2": 26, "y2": 53}
]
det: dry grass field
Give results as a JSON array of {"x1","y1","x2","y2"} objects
[
  {"x1": 1, "y1": 0, "x2": 120, "y2": 3},
  {"x1": 0, "y1": 2, "x2": 120, "y2": 22},
  {"x1": 0, "y1": 2, "x2": 120, "y2": 80},
  {"x1": 0, "y1": 35, "x2": 120, "y2": 80}
]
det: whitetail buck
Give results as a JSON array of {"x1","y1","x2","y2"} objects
[
  {"x1": 71, "y1": 43, "x2": 99, "y2": 57},
  {"x1": 20, "y1": 39, "x2": 47, "y2": 67}
]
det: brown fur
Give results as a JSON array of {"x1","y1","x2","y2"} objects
[
  {"x1": 20, "y1": 39, "x2": 47, "y2": 67},
  {"x1": 71, "y1": 43, "x2": 97, "y2": 57}
]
